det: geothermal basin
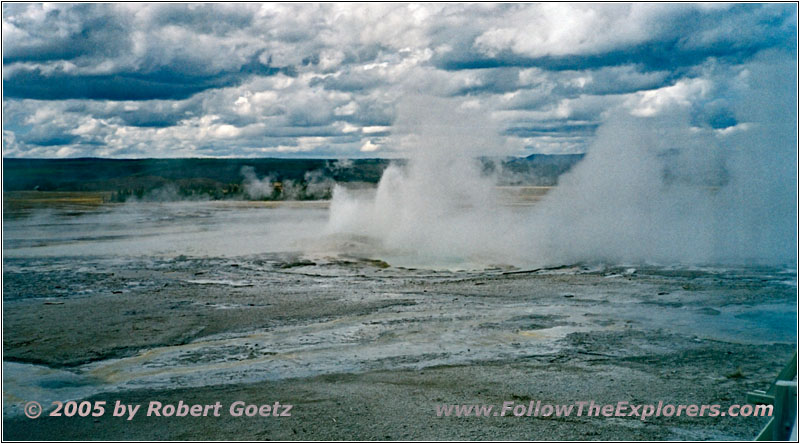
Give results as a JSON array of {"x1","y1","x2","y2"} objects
[{"x1": 2, "y1": 197, "x2": 796, "y2": 440}]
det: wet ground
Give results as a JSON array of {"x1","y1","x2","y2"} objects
[{"x1": 2, "y1": 200, "x2": 797, "y2": 440}]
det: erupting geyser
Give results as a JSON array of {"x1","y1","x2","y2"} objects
[{"x1": 327, "y1": 53, "x2": 796, "y2": 269}]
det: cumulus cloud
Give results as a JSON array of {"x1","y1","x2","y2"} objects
[{"x1": 1, "y1": 3, "x2": 796, "y2": 158}]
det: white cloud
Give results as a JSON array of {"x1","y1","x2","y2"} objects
[
  {"x1": 362, "y1": 126, "x2": 390, "y2": 134},
  {"x1": 629, "y1": 79, "x2": 711, "y2": 117},
  {"x1": 474, "y1": 4, "x2": 668, "y2": 58},
  {"x1": 2, "y1": 3, "x2": 795, "y2": 158},
  {"x1": 360, "y1": 140, "x2": 379, "y2": 152}
]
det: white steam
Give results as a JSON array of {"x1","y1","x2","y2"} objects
[
  {"x1": 242, "y1": 166, "x2": 334, "y2": 200},
  {"x1": 327, "y1": 96, "x2": 524, "y2": 266},
  {"x1": 241, "y1": 166, "x2": 276, "y2": 200},
  {"x1": 326, "y1": 55, "x2": 796, "y2": 268}
]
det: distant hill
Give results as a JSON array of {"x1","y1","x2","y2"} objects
[
  {"x1": 2, "y1": 155, "x2": 585, "y2": 200},
  {"x1": 2, "y1": 158, "x2": 390, "y2": 201},
  {"x1": 490, "y1": 153, "x2": 586, "y2": 186},
  {"x1": 2, "y1": 158, "x2": 387, "y2": 190},
  {"x1": 524, "y1": 153, "x2": 585, "y2": 164}
]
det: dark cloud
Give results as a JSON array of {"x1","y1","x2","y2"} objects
[
  {"x1": 452, "y1": 68, "x2": 524, "y2": 96},
  {"x1": 578, "y1": 67, "x2": 677, "y2": 96},
  {"x1": 14, "y1": 118, "x2": 81, "y2": 147},
  {"x1": 340, "y1": 102, "x2": 395, "y2": 128},
  {"x1": 3, "y1": 52, "x2": 288, "y2": 101},
  {"x1": 116, "y1": 113, "x2": 186, "y2": 129},
  {"x1": 5, "y1": 69, "x2": 218, "y2": 101},
  {"x1": 22, "y1": 134, "x2": 80, "y2": 147},
  {"x1": 2, "y1": 4, "x2": 131, "y2": 64},
  {"x1": 691, "y1": 100, "x2": 738, "y2": 130},
  {"x1": 147, "y1": 4, "x2": 254, "y2": 35},
  {"x1": 435, "y1": 40, "x2": 783, "y2": 74}
]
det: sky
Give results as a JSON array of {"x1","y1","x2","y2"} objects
[{"x1": 2, "y1": 3, "x2": 797, "y2": 159}]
